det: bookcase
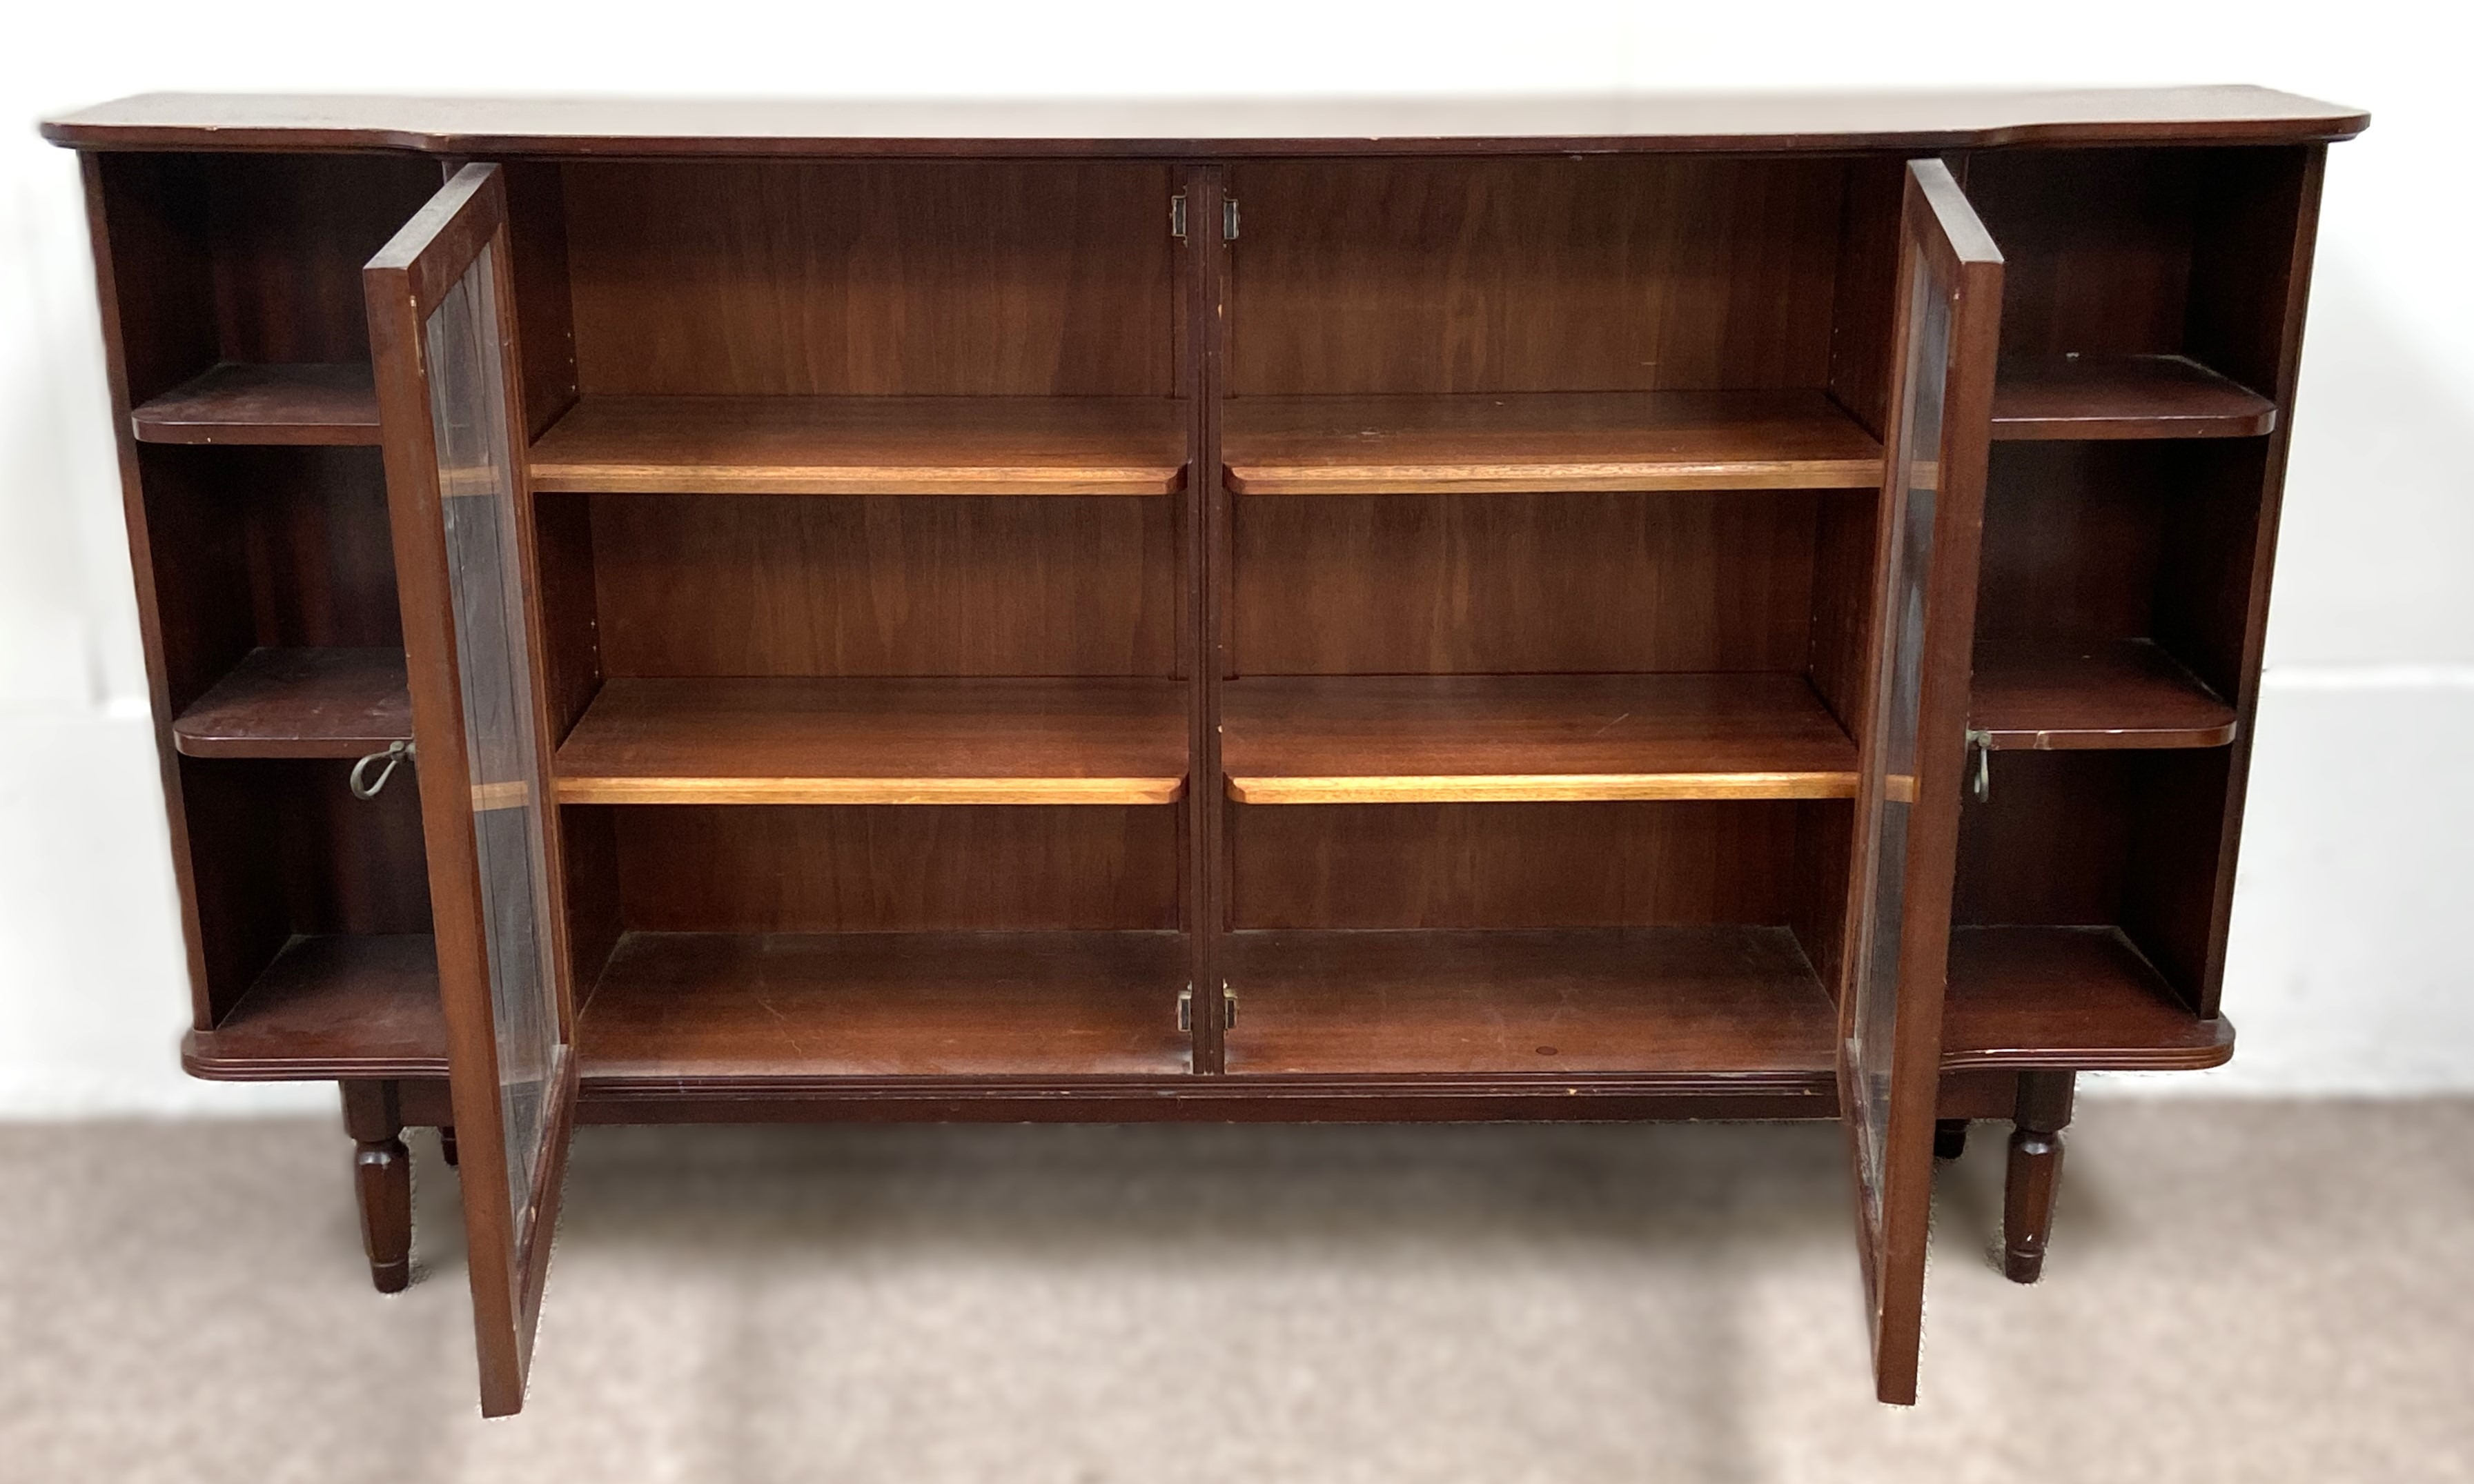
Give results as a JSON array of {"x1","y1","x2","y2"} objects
[{"x1": 46, "y1": 87, "x2": 2363, "y2": 1415}]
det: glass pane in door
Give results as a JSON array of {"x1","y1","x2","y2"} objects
[
  {"x1": 423, "y1": 242, "x2": 561, "y2": 1258},
  {"x1": 1849, "y1": 249, "x2": 1954, "y2": 1223}
]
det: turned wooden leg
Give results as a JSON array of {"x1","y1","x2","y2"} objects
[
  {"x1": 2002, "y1": 1071, "x2": 2076, "y2": 1284},
  {"x1": 438, "y1": 1125, "x2": 459, "y2": 1168},
  {"x1": 340, "y1": 1080, "x2": 412, "y2": 1294},
  {"x1": 1934, "y1": 1118, "x2": 1970, "y2": 1161}
]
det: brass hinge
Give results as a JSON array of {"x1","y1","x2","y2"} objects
[
  {"x1": 1177, "y1": 983, "x2": 1237, "y2": 1031},
  {"x1": 1170, "y1": 192, "x2": 1186, "y2": 239}
]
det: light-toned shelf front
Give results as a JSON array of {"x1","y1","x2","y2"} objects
[
  {"x1": 1222, "y1": 673, "x2": 1858, "y2": 804},
  {"x1": 529, "y1": 395, "x2": 1189, "y2": 495},
  {"x1": 553, "y1": 676, "x2": 1189, "y2": 805},
  {"x1": 1221, "y1": 390, "x2": 1885, "y2": 495}
]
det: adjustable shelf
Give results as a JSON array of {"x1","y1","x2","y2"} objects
[
  {"x1": 182, "y1": 935, "x2": 446, "y2": 1080},
  {"x1": 131, "y1": 362, "x2": 382, "y2": 446},
  {"x1": 1970, "y1": 640, "x2": 2237, "y2": 751},
  {"x1": 527, "y1": 395, "x2": 1190, "y2": 495},
  {"x1": 1222, "y1": 673, "x2": 1858, "y2": 804},
  {"x1": 1990, "y1": 355, "x2": 2276, "y2": 441},
  {"x1": 170, "y1": 647, "x2": 412, "y2": 759},
  {"x1": 553, "y1": 676, "x2": 1189, "y2": 805},
  {"x1": 1220, "y1": 390, "x2": 1885, "y2": 495},
  {"x1": 1942, "y1": 927, "x2": 2233, "y2": 1071},
  {"x1": 1220, "y1": 927, "x2": 1834, "y2": 1080},
  {"x1": 576, "y1": 931, "x2": 1190, "y2": 1084}
]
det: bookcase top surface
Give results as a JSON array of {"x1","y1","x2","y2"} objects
[{"x1": 43, "y1": 86, "x2": 2365, "y2": 157}]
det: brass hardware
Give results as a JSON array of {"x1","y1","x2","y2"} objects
[
  {"x1": 1222, "y1": 197, "x2": 1240, "y2": 241},
  {"x1": 1170, "y1": 192, "x2": 1186, "y2": 239},
  {"x1": 1965, "y1": 728, "x2": 1992, "y2": 803},
  {"x1": 350, "y1": 740, "x2": 415, "y2": 800},
  {"x1": 1177, "y1": 985, "x2": 1192, "y2": 1032}
]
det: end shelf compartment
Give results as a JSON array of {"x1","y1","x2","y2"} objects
[
  {"x1": 1990, "y1": 354, "x2": 2276, "y2": 442},
  {"x1": 171, "y1": 647, "x2": 412, "y2": 759},
  {"x1": 183, "y1": 934, "x2": 446, "y2": 1081},
  {"x1": 1942, "y1": 926, "x2": 2232, "y2": 1071},
  {"x1": 1969, "y1": 640, "x2": 2237, "y2": 752}
]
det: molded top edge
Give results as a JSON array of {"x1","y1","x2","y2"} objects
[{"x1": 41, "y1": 86, "x2": 2368, "y2": 157}]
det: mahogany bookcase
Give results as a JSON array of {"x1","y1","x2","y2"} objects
[{"x1": 43, "y1": 87, "x2": 2364, "y2": 1414}]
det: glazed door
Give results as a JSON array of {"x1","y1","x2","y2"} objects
[
  {"x1": 1840, "y1": 159, "x2": 2003, "y2": 1405},
  {"x1": 365, "y1": 164, "x2": 576, "y2": 1418}
]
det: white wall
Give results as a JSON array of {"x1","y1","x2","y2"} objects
[{"x1": 2, "y1": 0, "x2": 2467, "y2": 1115}]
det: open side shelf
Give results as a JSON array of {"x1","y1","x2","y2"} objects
[
  {"x1": 171, "y1": 647, "x2": 413, "y2": 759},
  {"x1": 527, "y1": 395, "x2": 1190, "y2": 495},
  {"x1": 1942, "y1": 926, "x2": 2232, "y2": 1071},
  {"x1": 575, "y1": 931, "x2": 1191, "y2": 1085},
  {"x1": 1990, "y1": 354, "x2": 2276, "y2": 441},
  {"x1": 1220, "y1": 927, "x2": 1836, "y2": 1080},
  {"x1": 1220, "y1": 390, "x2": 1885, "y2": 495},
  {"x1": 132, "y1": 363, "x2": 382, "y2": 446},
  {"x1": 1222, "y1": 673, "x2": 1858, "y2": 804},
  {"x1": 183, "y1": 935, "x2": 446, "y2": 1080},
  {"x1": 553, "y1": 676, "x2": 1189, "y2": 805},
  {"x1": 1970, "y1": 640, "x2": 2237, "y2": 751}
]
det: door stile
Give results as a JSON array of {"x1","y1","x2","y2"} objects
[
  {"x1": 1181, "y1": 162, "x2": 1233, "y2": 1074},
  {"x1": 366, "y1": 161, "x2": 579, "y2": 1417},
  {"x1": 1837, "y1": 157, "x2": 2004, "y2": 1405}
]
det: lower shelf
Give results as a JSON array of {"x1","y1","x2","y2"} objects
[
  {"x1": 576, "y1": 931, "x2": 1192, "y2": 1085},
  {"x1": 1942, "y1": 926, "x2": 2233, "y2": 1071},
  {"x1": 184, "y1": 935, "x2": 447, "y2": 1080},
  {"x1": 1221, "y1": 927, "x2": 1836, "y2": 1080}
]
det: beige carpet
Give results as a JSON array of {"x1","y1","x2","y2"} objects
[{"x1": 3, "y1": 1100, "x2": 2470, "y2": 1483}]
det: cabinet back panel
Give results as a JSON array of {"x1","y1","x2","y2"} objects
[
  {"x1": 203, "y1": 154, "x2": 445, "y2": 365},
  {"x1": 1963, "y1": 148, "x2": 2197, "y2": 359},
  {"x1": 1233, "y1": 491, "x2": 1819, "y2": 675},
  {"x1": 1227, "y1": 156, "x2": 1847, "y2": 395},
  {"x1": 600, "y1": 806, "x2": 1179, "y2": 932},
  {"x1": 561, "y1": 161, "x2": 1177, "y2": 397},
  {"x1": 587, "y1": 493, "x2": 1179, "y2": 678},
  {"x1": 1973, "y1": 444, "x2": 2172, "y2": 660},
  {"x1": 1230, "y1": 800, "x2": 1806, "y2": 929}
]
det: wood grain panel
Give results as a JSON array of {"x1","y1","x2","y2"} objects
[
  {"x1": 1221, "y1": 927, "x2": 1832, "y2": 1076},
  {"x1": 1233, "y1": 490, "x2": 1821, "y2": 675},
  {"x1": 589, "y1": 493, "x2": 1177, "y2": 677},
  {"x1": 603, "y1": 804, "x2": 1179, "y2": 931},
  {"x1": 1959, "y1": 148, "x2": 2196, "y2": 360},
  {"x1": 1953, "y1": 751, "x2": 2130, "y2": 929},
  {"x1": 1222, "y1": 673, "x2": 1855, "y2": 803},
  {"x1": 1228, "y1": 156, "x2": 1847, "y2": 396},
  {"x1": 555, "y1": 676, "x2": 1188, "y2": 804},
  {"x1": 1972, "y1": 442, "x2": 2170, "y2": 662},
  {"x1": 578, "y1": 931, "x2": 1189, "y2": 1081},
  {"x1": 204, "y1": 153, "x2": 444, "y2": 365},
  {"x1": 531, "y1": 395, "x2": 1187, "y2": 495},
  {"x1": 1230, "y1": 800, "x2": 1805, "y2": 929},
  {"x1": 1221, "y1": 390, "x2": 1879, "y2": 494},
  {"x1": 562, "y1": 160, "x2": 1177, "y2": 397}
]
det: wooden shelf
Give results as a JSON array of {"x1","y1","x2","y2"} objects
[
  {"x1": 1222, "y1": 673, "x2": 1857, "y2": 804},
  {"x1": 1991, "y1": 355, "x2": 2276, "y2": 440},
  {"x1": 1943, "y1": 926, "x2": 2233, "y2": 1071},
  {"x1": 1221, "y1": 390, "x2": 1885, "y2": 495},
  {"x1": 527, "y1": 395, "x2": 1189, "y2": 495},
  {"x1": 1221, "y1": 927, "x2": 1834, "y2": 1079},
  {"x1": 1971, "y1": 640, "x2": 2237, "y2": 751},
  {"x1": 183, "y1": 935, "x2": 446, "y2": 1080},
  {"x1": 553, "y1": 676, "x2": 1188, "y2": 805},
  {"x1": 576, "y1": 931, "x2": 1190, "y2": 1084},
  {"x1": 170, "y1": 647, "x2": 412, "y2": 759},
  {"x1": 131, "y1": 363, "x2": 380, "y2": 446}
]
